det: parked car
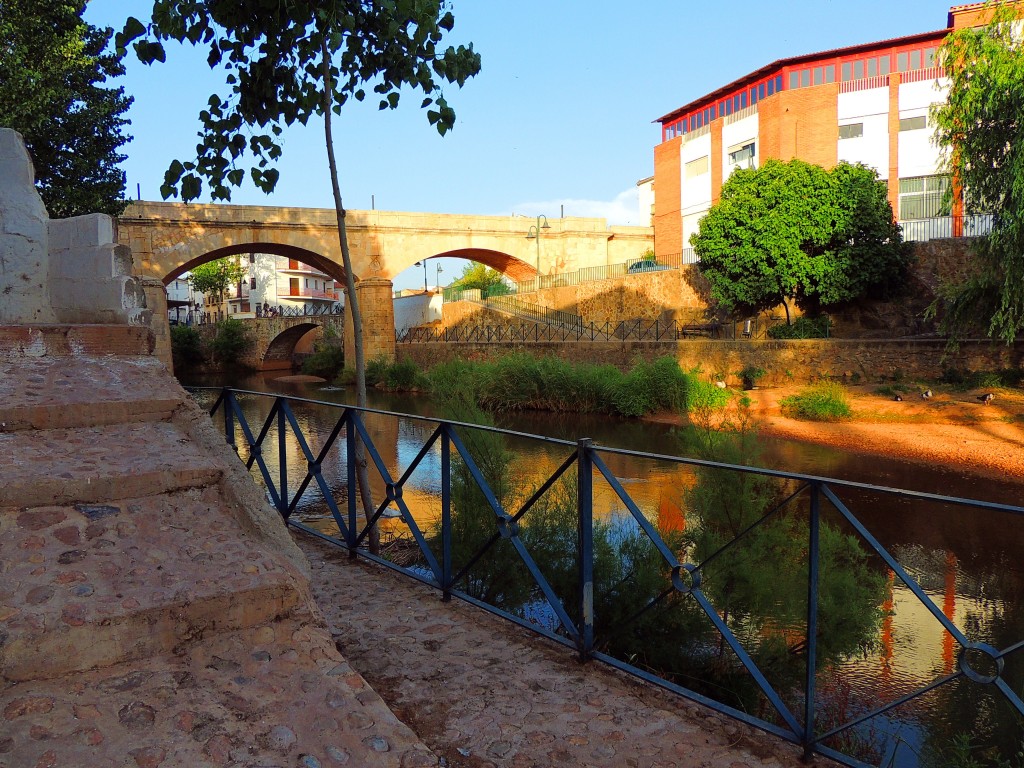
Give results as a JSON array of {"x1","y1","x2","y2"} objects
[{"x1": 627, "y1": 259, "x2": 669, "y2": 273}]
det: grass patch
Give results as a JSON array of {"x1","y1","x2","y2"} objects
[
  {"x1": 780, "y1": 382, "x2": 852, "y2": 422},
  {"x1": 300, "y1": 345, "x2": 344, "y2": 379},
  {"x1": 425, "y1": 354, "x2": 727, "y2": 419}
]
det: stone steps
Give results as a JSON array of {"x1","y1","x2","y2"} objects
[
  {"x1": 0, "y1": 356, "x2": 182, "y2": 432},
  {"x1": 0, "y1": 420, "x2": 223, "y2": 508},
  {"x1": 0, "y1": 487, "x2": 306, "y2": 683}
]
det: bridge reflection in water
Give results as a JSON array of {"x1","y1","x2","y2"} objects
[{"x1": 190, "y1": 387, "x2": 1024, "y2": 768}]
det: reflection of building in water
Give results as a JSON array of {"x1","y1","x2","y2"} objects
[{"x1": 851, "y1": 546, "x2": 1000, "y2": 707}]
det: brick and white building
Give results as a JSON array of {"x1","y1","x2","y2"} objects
[{"x1": 652, "y1": 2, "x2": 1013, "y2": 261}]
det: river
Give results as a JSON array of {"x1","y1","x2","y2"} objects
[{"x1": 181, "y1": 369, "x2": 1024, "y2": 767}]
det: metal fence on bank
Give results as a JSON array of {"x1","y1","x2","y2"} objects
[
  {"x1": 197, "y1": 387, "x2": 1024, "y2": 768},
  {"x1": 898, "y1": 214, "x2": 993, "y2": 243}
]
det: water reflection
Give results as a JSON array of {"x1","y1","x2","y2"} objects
[{"x1": 184, "y1": 371, "x2": 1024, "y2": 766}]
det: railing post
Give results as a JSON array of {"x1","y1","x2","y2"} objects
[
  {"x1": 804, "y1": 481, "x2": 822, "y2": 760},
  {"x1": 346, "y1": 413, "x2": 358, "y2": 558},
  {"x1": 277, "y1": 401, "x2": 288, "y2": 515},
  {"x1": 223, "y1": 389, "x2": 236, "y2": 452},
  {"x1": 441, "y1": 427, "x2": 452, "y2": 601},
  {"x1": 577, "y1": 438, "x2": 595, "y2": 661}
]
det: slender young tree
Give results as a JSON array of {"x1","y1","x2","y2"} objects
[
  {"x1": 119, "y1": 2, "x2": 480, "y2": 550},
  {"x1": 0, "y1": 0, "x2": 132, "y2": 217},
  {"x1": 931, "y1": 3, "x2": 1024, "y2": 345}
]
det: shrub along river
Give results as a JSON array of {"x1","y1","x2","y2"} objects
[{"x1": 183, "y1": 370, "x2": 1024, "y2": 767}]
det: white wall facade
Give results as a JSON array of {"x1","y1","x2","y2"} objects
[
  {"x1": 897, "y1": 78, "x2": 949, "y2": 179},
  {"x1": 679, "y1": 131, "x2": 712, "y2": 246},
  {"x1": 837, "y1": 87, "x2": 890, "y2": 178},
  {"x1": 721, "y1": 112, "x2": 759, "y2": 181}
]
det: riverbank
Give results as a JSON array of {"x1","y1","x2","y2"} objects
[{"x1": 669, "y1": 384, "x2": 1024, "y2": 486}]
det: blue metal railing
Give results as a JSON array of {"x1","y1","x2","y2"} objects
[{"x1": 198, "y1": 387, "x2": 1024, "y2": 767}]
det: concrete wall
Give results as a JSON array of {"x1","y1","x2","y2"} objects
[{"x1": 397, "y1": 338, "x2": 1023, "y2": 387}]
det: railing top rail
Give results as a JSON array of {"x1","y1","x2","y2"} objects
[{"x1": 190, "y1": 386, "x2": 1024, "y2": 516}]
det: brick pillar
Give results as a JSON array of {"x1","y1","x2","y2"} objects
[
  {"x1": 141, "y1": 277, "x2": 173, "y2": 372},
  {"x1": 887, "y1": 73, "x2": 902, "y2": 216},
  {"x1": 344, "y1": 277, "x2": 395, "y2": 366}
]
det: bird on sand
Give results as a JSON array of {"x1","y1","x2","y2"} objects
[
  {"x1": 894, "y1": 394, "x2": 903, "y2": 401},
  {"x1": 978, "y1": 392, "x2": 995, "y2": 404},
  {"x1": 921, "y1": 389, "x2": 933, "y2": 399}
]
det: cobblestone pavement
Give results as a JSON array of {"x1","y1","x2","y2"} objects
[{"x1": 299, "y1": 535, "x2": 818, "y2": 768}]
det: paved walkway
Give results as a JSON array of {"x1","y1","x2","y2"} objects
[{"x1": 298, "y1": 534, "x2": 816, "y2": 768}]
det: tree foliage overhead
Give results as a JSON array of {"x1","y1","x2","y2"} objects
[
  {"x1": 187, "y1": 257, "x2": 247, "y2": 302},
  {"x1": 0, "y1": 0, "x2": 132, "y2": 218},
  {"x1": 931, "y1": 4, "x2": 1024, "y2": 345},
  {"x1": 691, "y1": 159, "x2": 910, "y2": 322},
  {"x1": 117, "y1": 1, "x2": 481, "y2": 202}
]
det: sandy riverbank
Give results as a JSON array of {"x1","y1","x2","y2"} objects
[{"x1": 711, "y1": 384, "x2": 1024, "y2": 486}]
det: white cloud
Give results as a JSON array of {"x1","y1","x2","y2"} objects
[{"x1": 507, "y1": 186, "x2": 646, "y2": 226}]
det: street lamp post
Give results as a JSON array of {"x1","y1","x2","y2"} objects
[
  {"x1": 414, "y1": 260, "x2": 428, "y2": 293},
  {"x1": 525, "y1": 215, "x2": 551, "y2": 284},
  {"x1": 436, "y1": 263, "x2": 443, "y2": 292}
]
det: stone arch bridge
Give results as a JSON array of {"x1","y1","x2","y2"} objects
[
  {"x1": 118, "y1": 201, "x2": 652, "y2": 361},
  {"x1": 196, "y1": 313, "x2": 345, "y2": 371}
]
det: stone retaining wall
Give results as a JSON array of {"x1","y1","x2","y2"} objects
[{"x1": 397, "y1": 337, "x2": 1024, "y2": 386}]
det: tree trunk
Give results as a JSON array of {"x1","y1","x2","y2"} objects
[
  {"x1": 320, "y1": 37, "x2": 379, "y2": 554},
  {"x1": 781, "y1": 298, "x2": 792, "y2": 325}
]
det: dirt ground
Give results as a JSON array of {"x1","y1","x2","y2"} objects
[{"x1": 727, "y1": 383, "x2": 1024, "y2": 485}]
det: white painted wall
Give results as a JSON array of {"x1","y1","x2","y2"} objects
[
  {"x1": 679, "y1": 132, "x2": 712, "y2": 217},
  {"x1": 721, "y1": 113, "x2": 759, "y2": 181},
  {"x1": 897, "y1": 78, "x2": 949, "y2": 179},
  {"x1": 394, "y1": 292, "x2": 442, "y2": 332},
  {"x1": 837, "y1": 87, "x2": 890, "y2": 178}
]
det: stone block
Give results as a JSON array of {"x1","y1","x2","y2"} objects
[{"x1": 0, "y1": 128, "x2": 56, "y2": 324}]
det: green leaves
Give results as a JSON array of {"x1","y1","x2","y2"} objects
[
  {"x1": 931, "y1": 5, "x2": 1024, "y2": 345},
  {"x1": 0, "y1": 0, "x2": 133, "y2": 216},
  {"x1": 693, "y1": 160, "x2": 909, "y2": 320},
  {"x1": 125, "y1": 0, "x2": 482, "y2": 203}
]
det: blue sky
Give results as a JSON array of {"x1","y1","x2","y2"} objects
[{"x1": 84, "y1": 0, "x2": 948, "y2": 289}]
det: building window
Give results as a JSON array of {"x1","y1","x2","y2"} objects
[
  {"x1": 801, "y1": 69, "x2": 811, "y2": 87},
  {"x1": 899, "y1": 115, "x2": 927, "y2": 131},
  {"x1": 880, "y1": 55, "x2": 891, "y2": 75},
  {"x1": 767, "y1": 78, "x2": 775, "y2": 96},
  {"x1": 898, "y1": 175, "x2": 950, "y2": 219},
  {"x1": 825, "y1": 65, "x2": 835, "y2": 83},
  {"x1": 758, "y1": 82, "x2": 766, "y2": 99},
  {"x1": 897, "y1": 52, "x2": 909, "y2": 72},
  {"x1": 740, "y1": 91, "x2": 747, "y2": 108},
  {"x1": 813, "y1": 66, "x2": 823, "y2": 85},
  {"x1": 710, "y1": 104, "x2": 717, "y2": 121},
  {"x1": 790, "y1": 71, "x2": 799, "y2": 90},
  {"x1": 910, "y1": 50, "x2": 921, "y2": 70},
  {"x1": 838, "y1": 123, "x2": 864, "y2": 139},
  {"x1": 841, "y1": 62, "x2": 851, "y2": 81},
  {"x1": 250, "y1": 277, "x2": 256, "y2": 289},
  {"x1": 685, "y1": 156, "x2": 710, "y2": 178},
  {"x1": 750, "y1": 87, "x2": 758, "y2": 105},
  {"x1": 727, "y1": 141, "x2": 756, "y2": 170},
  {"x1": 775, "y1": 75, "x2": 783, "y2": 92},
  {"x1": 924, "y1": 47, "x2": 937, "y2": 67},
  {"x1": 853, "y1": 59, "x2": 865, "y2": 79}
]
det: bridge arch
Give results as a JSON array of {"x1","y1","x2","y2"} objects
[
  {"x1": 262, "y1": 321, "x2": 322, "y2": 370},
  {"x1": 161, "y1": 242, "x2": 347, "y2": 286},
  {"x1": 418, "y1": 248, "x2": 537, "y2": 282}
]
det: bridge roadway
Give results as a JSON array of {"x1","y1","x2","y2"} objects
[{"x1": 299, "y1": 534, "x2": 811, "y2": 768}]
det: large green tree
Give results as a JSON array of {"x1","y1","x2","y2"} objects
[
  {"x1": 118, "y1": 1, "x2": 480, "y2": 550},
  {"x1": 692, "y1": 159, "x2": 910, "y2": 323},
  {"x1": 931, "y1": 4, "x2": 1024, "y2": 345},
  {"x1": 0, "y1": 0, "x2": 132, "y2": 218}
]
